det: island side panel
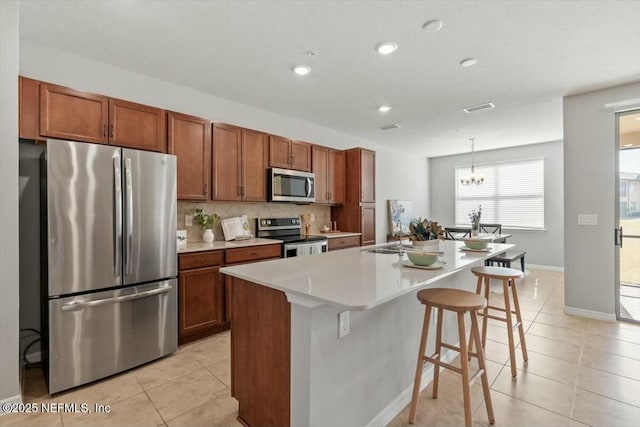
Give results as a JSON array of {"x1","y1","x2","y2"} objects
[{"x1": 230, "y1": 277, "x2": 291, "y2": 427}]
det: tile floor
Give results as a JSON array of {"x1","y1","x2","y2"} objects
[{"x1": 2, "y1": 269, "x2": 640, "y2": 427}]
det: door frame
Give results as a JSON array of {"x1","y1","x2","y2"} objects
[{"x1": 615, "y1": 108, "x2": 640, "y2": 323}]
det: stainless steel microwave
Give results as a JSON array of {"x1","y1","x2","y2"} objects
[{"x1": 269, "y1": 168, "x2": 315, "y2": 203}]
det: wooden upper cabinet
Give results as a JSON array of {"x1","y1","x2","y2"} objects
[
  {"x1": 19, "y1": 77, "x2": 41, "y2": 140},
  {"x1": 168, "y1": 111, "x2": 211, "y2": 201},
  {"x1": 269, "y1": 136, "x2": 311, "y2": 171},
  {"x1": 109, "y1": 98, "x2": 166, "y2": 152},
  {"x1": 241, "y1": 128, "x2": 268, "y2": 202},
  {"x1": 291, "y1": 140, "x2": 312, "y2": 172},
  {"x1": 312, "y1": 146, "x2": 329, "y2": 204},
  {"x1": 212, "y1": 124, "x2": 268, "y2": 202},
  {"x1": 361, "y1": 204, "x2": 376, "y2": 246},
  {"x1": 269, "y1": 135, "x2": 292, "y2": 169},
  {"x1": 212, "y1": 123, "x2": 242, "y2": 201},
  {"x1": 328, "y1": 149, "x2": 345, "y2": 205},
  {"x1": 360, "y1": 149, "x2": 375, "y2": 203},
  {"x1": 39, "y1": 83, "x2": 108, "y2": 145}
]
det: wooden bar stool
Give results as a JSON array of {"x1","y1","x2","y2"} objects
[
  {"x1": 470, "y1": 266, "x2": 528, "y2": 377},
  {"x1": 409, "y1": 288, "x2": 495, "y2": 427}
]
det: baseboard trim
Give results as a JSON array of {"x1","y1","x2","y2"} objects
[
  {"x1": 564, "y1": 306, "x2": 616, "y2": 322},
  {"x1": 527, "y1": 264, "x2": 565, "y2": 272},
  {"x1": 0, "y1": 394, "x2": 23, "y2": 416},
  {"x1": 365, "y1": 347, "x2": 458, "y2": 427}
]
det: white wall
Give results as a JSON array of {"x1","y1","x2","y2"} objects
[
  {"x1": 429, "y1": 141, "x2": 564, "y2": 267},
  {"x1": 19, "y1": 41, "x2": 429, "y2": 242},
  {"x1": 563, "y1": 81, "x2": 640, "y2": 318},
  {"x1": 0, "y1": 0, "x2": 21, "y2": 408}
]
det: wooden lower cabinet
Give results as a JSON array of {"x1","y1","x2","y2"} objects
[
  {"x1": 327, "y1": 235, "x2": 360, "y2": 251},
  {"x1": 178, "y1": 265, "x2": 225, "y2": 344},
  {"x1": 178, "y1": 244, "x2": 281, "y2": 344},
  {"x1": 361, "y1": 204, "x2": 376, "y2": 246}
]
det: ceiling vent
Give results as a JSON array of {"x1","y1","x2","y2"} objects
[
  {"x1": 463, "y1": 102, "x2": 495, "y2": 113},
  {"x1": 377, "y1": 124, "x2": 400, "y2": 131}
]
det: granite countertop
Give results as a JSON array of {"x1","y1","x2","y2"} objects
[
  {"x1": 221, "y1": 240, "x2": 514, "y2": 310},
  {"x1": 178, "y1": 238, "x2": 283, "y2": 253},
  {"x1": 310, "y1": 231, "x2": 362, "y2": 239}
]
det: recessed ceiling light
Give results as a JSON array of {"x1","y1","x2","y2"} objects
[
  {"x1": 422, "y1": 19, "x2": 443, "y2": 32},
  {"x1": 375, "y1": 42, "x2": 398, "y2": 55},
  {"x1": 377, "y1": 105, "x2": 392, "y2": 113},
  {"x1": 292, "y1": 65, "x2": 311, "y2": 76},
  {"x1": 460, "y1": 58, "x2": 478, "y2": 67},
  {"x1": 463, "y1": 102, "x2": 495, "y2": 113}
]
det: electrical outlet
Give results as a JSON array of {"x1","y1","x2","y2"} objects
[
  {"x1": 338, "y1": 311, "x2": 350, "y2": 338},
  {"x1": 310, "y1": 213, "x2": 315, "y2": 222},
  {"x1": 185, "y1": 215, "x2": 192, "y2": 227}
]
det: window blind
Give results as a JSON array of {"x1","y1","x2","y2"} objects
[{"x1": 455, "y1": 159, "x2": 544, "y2": 229}]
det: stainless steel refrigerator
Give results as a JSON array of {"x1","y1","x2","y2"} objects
[{"x1": 41, "y1": 139, "x2": 177, "y2": 394}]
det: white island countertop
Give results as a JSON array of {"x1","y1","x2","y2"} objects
[{"x1": 221, "y1": 240, "x2": 513, "y2": 310}]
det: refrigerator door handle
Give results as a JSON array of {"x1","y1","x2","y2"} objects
[
  {"x1": 113, "y1": 157, "x2": 122, "y2": 276},
  {"x1": 124, "y1": 157, "x2": 134, "y2": 275},
  {"x1": 60, "y1": 284, "x2": 173, "y2": 312}
]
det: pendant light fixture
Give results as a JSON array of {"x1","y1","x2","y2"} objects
[{"x1": 460, "y1": 138, "x2": 484, "y2": 185}]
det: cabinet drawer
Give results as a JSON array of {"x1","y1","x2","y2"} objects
[
  {"x1": 179, "y1": 251, "x2": 223, "y2": 270},
  {"x1": 225, "y1": 244, "x2": 281, "y2": 264},
  {"x1": 328, "y1": 235, "x2": 360, "y2": 251}
]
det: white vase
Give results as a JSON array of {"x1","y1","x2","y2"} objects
[
  {"x1": 471, "y1": 226, "x2": 479, "y2": 237},
  {"x1": 202, "y1": 229, "x2": 214, "y2": 243},
  {"x1": 412, "y1": 240, "x2": 439, "y2": 250}
]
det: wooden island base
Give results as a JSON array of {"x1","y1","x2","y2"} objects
[{"x1": 230, "y1": 277, "x2": 291, "y2": 427}]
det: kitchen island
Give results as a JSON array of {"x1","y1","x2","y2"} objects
[{"x1": 221, "y1": 240, "x2": 513, "y2": 427}]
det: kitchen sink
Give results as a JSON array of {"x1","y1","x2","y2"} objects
[{"x1": 366, "y1": 248, "x2": 403, "y2": 254}]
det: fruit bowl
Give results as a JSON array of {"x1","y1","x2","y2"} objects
[{"x1": 462, "y1": 238, "x2": 490, "y2": 250}]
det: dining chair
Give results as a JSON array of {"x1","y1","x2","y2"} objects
[
  {"x1": 444, "y1": 227, "x2": 471, "y2": 240},
  {"x1": 479, "y1": 223, "x2": 502, "y2": 235}
]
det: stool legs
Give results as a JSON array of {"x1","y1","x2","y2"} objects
[
  {"x1": 502, "y1": 278, "x2": 518, "y2": 377},
  {"x1": 457, "y1": 312, "x2": 473, "y2": 427},
  {"x1": 471, "y1": 311, "x2": 495, "y2": 425},
  {"x1": 409, "y1": 304, "x2": 432, "y2": 424},
  {"x1": 510, "y1": 278, "x2": 529, "y2": 363},
  {"x1": 432, "y1": 308, "x2": 444, "y2": 399}
]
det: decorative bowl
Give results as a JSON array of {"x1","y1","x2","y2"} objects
[
  {"x1": 462, "y1": 238, "x2": 490, "y2": 250},
  {"x1": 406, "y1": 251, "x2": 440, "y2": 266}
]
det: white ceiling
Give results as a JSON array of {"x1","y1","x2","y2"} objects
[{"x1": 18, "y1": 0, "x2": 640, "y2": 157}]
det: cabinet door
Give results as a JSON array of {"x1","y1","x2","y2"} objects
[
  {"x1": 291, "y1": 140, "x2": 312, "y2": 172},
  {"x1": 312, "y1": 146, "x2": 329, "y2": 204},
  {"x1": 109, "y1": 98, "x2": 166, "y2": 152},
  {"x1": 19, "y1": 77, "x2": 40, "y2": 140},
  {"x1": 241, "y1": 128, "x2": 268, "y2": 202},
  {"x1": 328, "y1": 149, "x2": 345, "y2": 205},
  {"x1": 40, "y1": 83, "x2": 108, "y2": 144},
  {"x1": 361, "y1": 149, "x2": 376, "y2": 203},
  {"x1": 269, "y1": 135, "x2": 292, "y2": 169},
  {"x1": 212, "y1": 123, "x2": 242, "y2": 201},
  {"x1": 168, "y1": 112, "x2": 211, "y2": 201},
  {"x1": 361, "y1": 205, "x2": 376, "y2": 246},
  {"x1": 179, "y1": 266, "x2": 224, "y2": 338}
]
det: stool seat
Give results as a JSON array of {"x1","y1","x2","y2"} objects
[
  {"x1": 417, "y1": 288, "x2": 487, "y2": 312},
  {"x1": 471, "y1": 266, "x2": 523, "y2": 280}
]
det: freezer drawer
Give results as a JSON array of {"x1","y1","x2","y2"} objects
[{"x1": 48, "y1": 280, "x2": 177, "y2": 394}]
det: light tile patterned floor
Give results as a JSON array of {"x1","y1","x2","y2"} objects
[{"x1": 2, "y1": 269, "x2": 639, "y2": 427}]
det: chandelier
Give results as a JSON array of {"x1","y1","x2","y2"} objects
[{"x1": 460, "y1": 138, "x2": 484, "y2": 186}]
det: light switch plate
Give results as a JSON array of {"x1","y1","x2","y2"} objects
[
  {"x1": 338, "y1": 311, "x2": 350, "y2": 338},
  {"x1": 578, "y1": 214, "x2": 598, "y2": 226},
  {"x1": 185, "y1": 215, "x2": 193, "y2": 227},
  {"x1": 310, "y1": 213, "x2": 315, "y2": 222}
]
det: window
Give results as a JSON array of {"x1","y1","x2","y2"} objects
[{"x1": 455, "y1": 159, "x2": 544, "y2": 229}]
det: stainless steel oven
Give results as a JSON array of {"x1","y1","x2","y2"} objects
[
  {"x1": 256, "y1": 217, "x2": 327, "y2": 257},
  {"x1": 269, "y1": 168, "x2": 315, "y2": 203}
]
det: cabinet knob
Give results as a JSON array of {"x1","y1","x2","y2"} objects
[
  {"x1": 204, "y1": 183, "x2": 208, "y2": 195},
  {"x1": 103, "y1": 124, "x2": 107, "y2": 138},
  {"x1": 109, "y1": 125, "x2": 114, "y2": 139}
]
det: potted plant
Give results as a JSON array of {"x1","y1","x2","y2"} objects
[
  {"x1": 193, "y1": 208, "x2": 220, "y2": 243},
  {"x1": 468, "y1": 205, "x2": 482, "y2": 237},
  {"x1": 409, "y1": 218, "x2": 444, "y2": 248}
]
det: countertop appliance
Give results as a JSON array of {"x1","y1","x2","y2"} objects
[
  {"x1": 256, "y1": 217, "x2": 328, "y2": 257},
  {"x1": 269, "y1": 168, "x2": 315, "y2": 203},
  {"x1": 40, "y1": 139, "x2": 177, "y2": 394}
]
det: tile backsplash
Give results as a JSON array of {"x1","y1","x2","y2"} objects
[{"x1": 178, "y1": 201, "x2": 331, "y2": 242}]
